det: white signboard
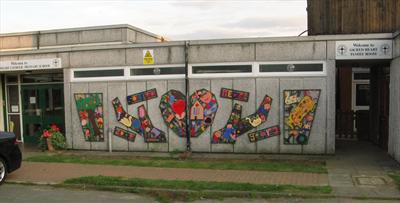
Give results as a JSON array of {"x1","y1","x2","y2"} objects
[
  {"x1": 11, "y1": 105, "x2": 19, "y2": 113},
  {"x1": 336, "y1": 40, "x2": 392, "y2": 60},
  {"x1": 29, "y1": 97, "x2": 36, "y2": 104},
  {"x1": 0, "y1": 58, "x2": 62, "y2": 72}
]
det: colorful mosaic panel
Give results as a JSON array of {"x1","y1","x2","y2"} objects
[
  {"x1": 159, "y1": 90, "x2": 187, "y2": 137},
  {"x1": 238, "y1": 95, "x2": 272, "y2": 134},
  {"x1": 283, "y1": 90, "x2": 320, "y2": 145},
  {"x1": 189, "y1": 89, "x2": 218, "y2": 137},
  {"x1": 74, "y1": 93, "x2": 104, "y2": 142},
  {"x1": 126, "y1": 88, "x2": 157, "y2": 105},
  {"x1": 111, "y1": 97, "x2": 166, "y2": 143},
  {"x1": 220, "y1": 88, "x2": 250, "y2": 102},
  {"x1": 112, "y1": 97, "x2": 142, "y2": 134},
  {"x1": 212, "y1": 95, "x2": 274, "y2": 144},
  {"x1": 248, "y1": 125, "x2": 281, "y2": 143},
  {"x1": 212, "y1": 104, "x2": 242, "y2": 144},
  {"x1": 138, "y1": 104, "x2": 167, "y2": 143},
  {"x1": 113, "y1": 126, "x2": 136, "y2": 142}
]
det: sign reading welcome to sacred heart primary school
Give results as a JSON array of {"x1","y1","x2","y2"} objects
[
  {"x1": 0, "y1": 58, "x2": 62, "y2": 72},
  {"x1": 336, "y1": 40, "x2": 392, "y2": 60}
]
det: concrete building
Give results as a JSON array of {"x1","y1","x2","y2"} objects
[{"x1": 0, "y1": 24, "x2": 398, "y2": 160}]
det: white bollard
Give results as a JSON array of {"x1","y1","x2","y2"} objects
[{"x1": 108, "y1": 128, "x2": 112, "y2": 153}]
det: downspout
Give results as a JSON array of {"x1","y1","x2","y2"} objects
[
  {"x1": 36, "y1": 31, "x2": 40, "y2": 50},
  {"x1": 184, "y1": 41, "x2": 191, "y2": 152}
]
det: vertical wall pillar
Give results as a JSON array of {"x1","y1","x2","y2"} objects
[
  {"x1": 389, "y1": 57, "x2": 400, "y2": 161},
  {"x1": 388, "y1": 32, "x2": 400, "y2": 160}
]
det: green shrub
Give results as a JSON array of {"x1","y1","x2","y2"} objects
[{"x1": 39, "y1": 124, "x2": 67, "y2": 151}]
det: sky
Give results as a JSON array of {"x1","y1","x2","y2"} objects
[{"x1": 0, "y1": 0, "x2": 308, "y2": 40}]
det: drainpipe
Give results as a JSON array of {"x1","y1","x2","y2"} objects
[
  {"x1": 36, "y1": 31, "x2": 40, "y2": 50},
  {"x1": 184, "y1": 41, "x2": 191, "y2": 152}
]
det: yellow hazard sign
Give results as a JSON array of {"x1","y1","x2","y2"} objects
[{"x1": 143, "y1": 49, "x2": 154, "y2": 65}]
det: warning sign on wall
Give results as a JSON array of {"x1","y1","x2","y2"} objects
[{"x1": 143, "y1": 49, "x2": 154, "y2": 65}]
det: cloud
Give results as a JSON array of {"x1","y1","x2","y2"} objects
[
  {"x1": 0, "y1": 0, "x2": 308, "y2": 40},
  {"x1": 168, "y1": 25, "x2": 303, "y2": 40},
  {"x1": 223, "y1": 16, "x2": 306, "y2": 29},
  {"x1": 168, "y1": 0, "x2": 226, "y2": 9}
]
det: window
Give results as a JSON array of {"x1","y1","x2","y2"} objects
[
  {"x1": 74, "y1": 69, "x2": 124, "y2": 78},
  {"x1": 192, "y1": 65, "x2": 252, "y2": 74},
  {"x1": 6, "y1": 75, "x2": 18, "y2": 83},
  {"x1": 352, "y1": 68, "x2": 370, "y2": 110},
  {"x1": 130, "y1": 67, "x2": 185, "y2": 76},
  {"x1": 71, "y1": 65, "x2": 185, "y2": 82},
  {"x1": 22, "y1": 73, "x2": 63, "y2": 83},
  {"x1": 7, "y1": 85, "x2": 19, "y2": 113},
  {"x1": 256, "y1": 62, "x2": 325, "y2": 77},
  {"x1": 259, "y1": 63, "x2": 323, "y2": 72},
  {"x1": 355, "y1": 84, "x2": 370, "y2": 106},
  {"x1": 353, "y1": 72, "x2": 370, "y2": 80}
]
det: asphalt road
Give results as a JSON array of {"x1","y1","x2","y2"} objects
[
  {"x1": 0, "y1": 184, "x2": 155, "y2": 203},
  {"x1": 1, "y1": 184, "x2": 399, "y2": 203}
]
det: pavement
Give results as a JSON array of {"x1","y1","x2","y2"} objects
[
  {"x1": 2, "y1": 184, "x2": 400, "y2": 203},
  {"x1": 328, "y1": 140, "x2": 400, "y2": 199},
  {"x1": 7, "y1": 162, "x2": 328, "y2": 186},
  {"x1": 5, "y1": 140, "x2": 400, "y2": 200}
]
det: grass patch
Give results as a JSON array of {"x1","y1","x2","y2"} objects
[
  {"x1": 389, "y1": 172, "x2": 400, "y2": 190},
  {"x1": 64, "y1": 175, "x2": 332, "y2": 194},
  {"x1": 64, "y1": 175, "x2": 332, "y2": 202},
  {"x1": 25, "y1": 154, "x2": 327, "y2": 173}
]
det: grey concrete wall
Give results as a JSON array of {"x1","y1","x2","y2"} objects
[
  {"x1": 3, "y1": 37, "x2": 334, "y2": 154},
  {"x1": 0, "y1": 35, "x2": 37, "y2": 50},
  {"x1": 126, "y1": 46, "x2": 185, "y2": 65},
  {"x1": 389, "y1": 57, "x2": 400, "y2": 161},
  {"x1": 0, "y1": 26, "x2": 161, "y2": 50},
  {"x1": 66, "y1": 75, "x2": 328, "y2": 154},
  {"x1": 188, "y1": 41, "x2": 327, "y2": 63},
  {"x1": 388, "y1": 33, "x2": 400, "y2": 161}
]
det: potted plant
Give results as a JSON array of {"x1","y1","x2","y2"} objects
[{"x1": 39, "y1": 124, "x2": 66, "y2": 152}]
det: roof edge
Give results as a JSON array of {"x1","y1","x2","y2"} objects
[{"x1": 0, "y1": 24, "x2": 162, "y2": 39}]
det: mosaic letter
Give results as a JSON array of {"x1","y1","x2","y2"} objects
[
  {"x1": 112, "y1": 97, "x2": 166, "y2": 143},
  {"x1": 248, "y1": 125, "x2": 281, "y2": 143},
  {"x1": 212, "y1": 95, "x2": 275, "y2": 144},
  {"x1": 127, "y1": 88, "x2": 158, "y2": 105},
  {"x1": 159, "y1": 90, "x2": 187, "y2": 137},
  {"x1": 74, "y1": 93, "x2": 104, "y2": 142},
  {"x1": 113, "y1": 126, "x2": 136, "y2": 142},
  {"x1": 283, "y1": 90, "x2": 320, "y2": 145},
  {"x1": 220, "y1": 88, "x2": 249, "y2": 102},
  {"x1": 189, "y1": 89, "x2": 218, "y2": 137}
]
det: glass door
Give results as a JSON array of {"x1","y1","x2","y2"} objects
[{"x1": 22, "y1": 85, "x2": 64, "y2": 143}]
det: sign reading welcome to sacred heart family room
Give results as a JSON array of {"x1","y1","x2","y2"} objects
[
  {"x1": 336, "y1": 40, "x2": 392, "y2": 60},
  {"x1": 0, "y1": 58, "x2": 62, "y2": 72}
]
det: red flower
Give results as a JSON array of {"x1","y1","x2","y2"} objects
[
  {"x1": 79, "y1": 111, "x2": 88, "y2": 119},
  {"x1": 50, "y1": 124, "x2": 60, "y2": 132},
  {"x1": 42, "y1": 130, "x2": 51, "y2": 138}
]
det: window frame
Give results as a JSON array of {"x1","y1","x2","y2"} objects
[
  {"x1": 70, "y1": 61, "x2": 327, "y2": 82},
  {"x1": 128, "y1": 64, "x2": 186, "y2": 80},
  {"x1": 71, "y1": 66, "x2": 126, "y2": 82},
  {"x1": 255, "y1": 61, "x2": 326, "y2": 77},
  {"x1": 352, "y1": 68, "x2": 370, "y2": 111},
  {"x1": 70, "y1": 64, "x2": 186, "y2": 82},
  {"x1": 188, "y1": 62, "x2": 256, "y2": 79}
]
